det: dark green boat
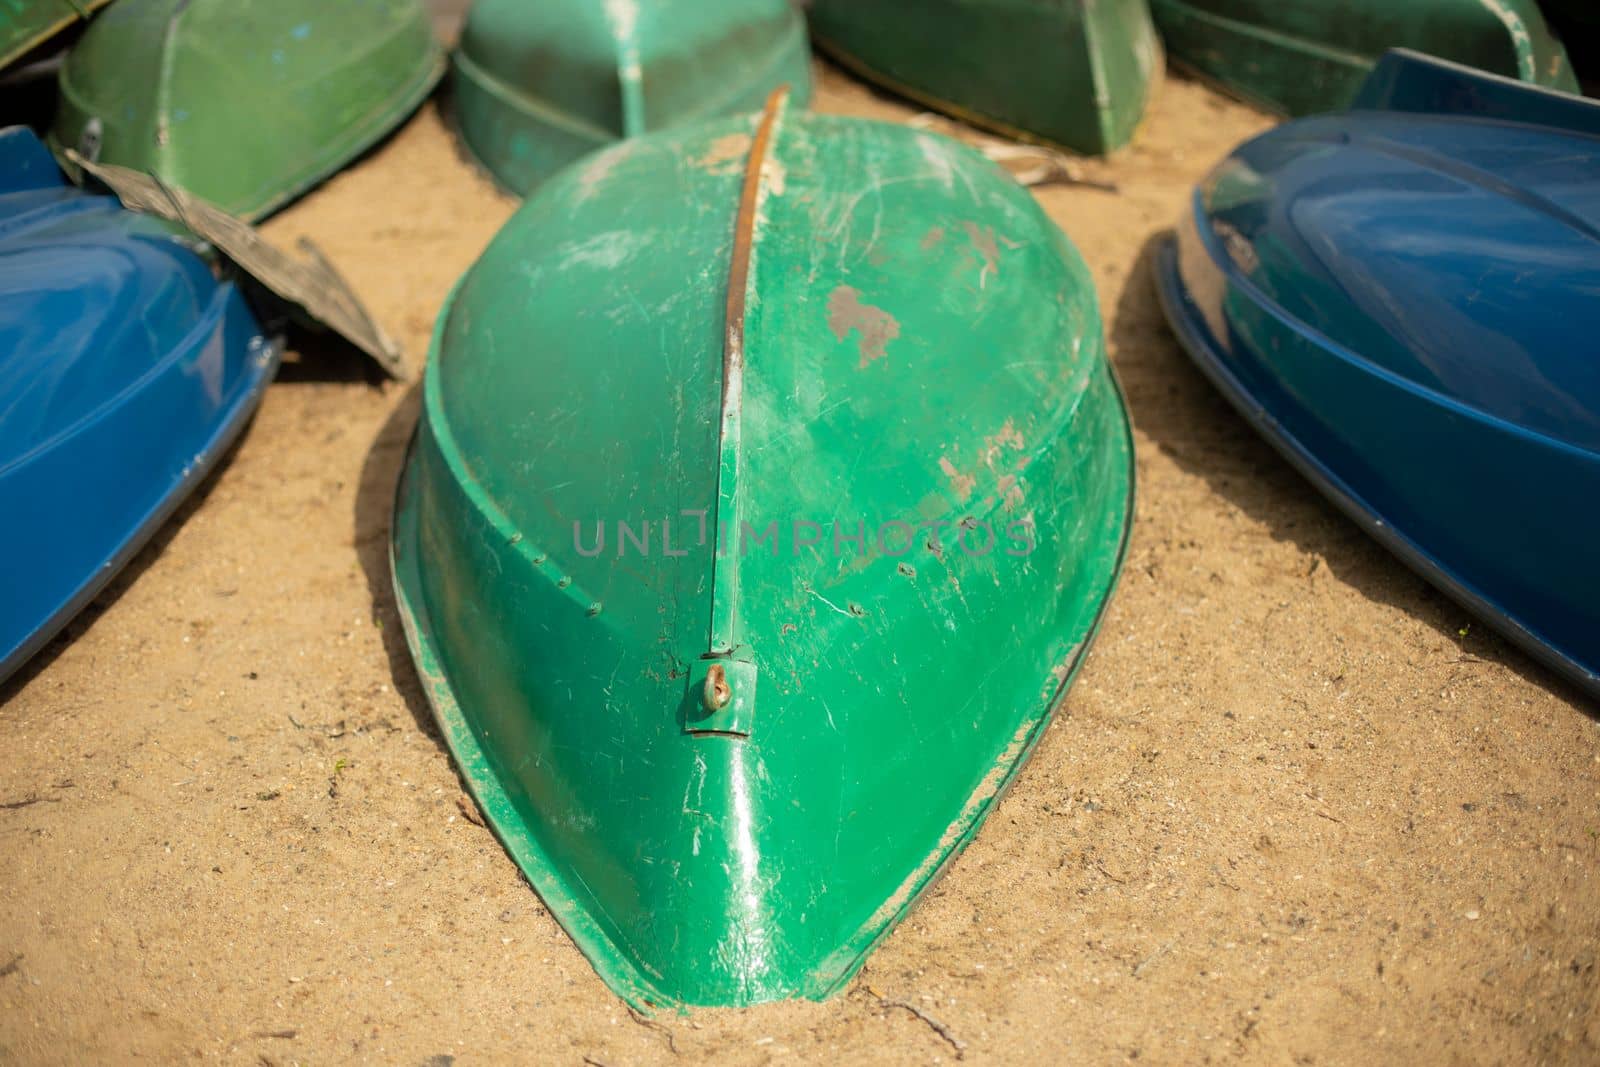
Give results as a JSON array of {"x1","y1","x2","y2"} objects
[
  {"x1": 51, "y1": 0, "x2": 444, "y2": 220},
  {"x1": 809, "y1": 0, "x2": 1162, "y2": 155},
  {"x1": 392, "y1": 93, "x2": 1133, "y2": 1007},
  {"x1": 0, "y1": 0, "x2": 112, "y2": 71},
  {"x1": 452, "y1": 0, "x2": 813, "y2": 196},
  {"x1": 1150, "y1": 0, "x2": 1578, "y2": 115}
]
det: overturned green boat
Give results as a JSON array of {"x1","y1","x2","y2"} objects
[
  {"x1": 452, "y1": 0, "x2": 812, "y2": 195},
  {"x1": 393, "y1": 94, "x2": 1133, "y2": 1007},
  {"x1": 809, "y1": 0, "x2": 1161, "y2": 155},
  {"x1": 51, "y1": 0, "x2": 444, "y2": 220},
  {"x1": 0, "y1": 0, "x2": 112, "y2": 71},
  {"x1": 1150, "y1": 0, "x2": 1577, "y2": 115}
]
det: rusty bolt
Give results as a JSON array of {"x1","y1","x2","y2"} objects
[{"x1": 703, "y1": 664, "x2": 732, "y2": 712}]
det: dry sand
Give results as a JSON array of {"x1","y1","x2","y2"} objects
[{"x1": 2, "y1": 57, "x2": 1598, "y2": 1066}]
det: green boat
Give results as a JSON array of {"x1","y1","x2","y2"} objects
[
  {"x1": 1150, "y1": 0, "x2": 1578, "y2": 115},
  {"x1": 452, "y1": 0, "x2": 813, "y2": 196},
  {"x1": 808, "y1": 0, "x2": 1162, "y2": 155},
  {"x1": 0, "y1": 0, "x2": 112, "y2": 71},
  {"x1": 392, "y1": 93, "x2": 1134, "y2": 1008},
  {"x1": 50, "y1": 0, "x2": 444, "y2": 221}
]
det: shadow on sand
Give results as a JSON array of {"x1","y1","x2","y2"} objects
[{"x1": 347, "y1": 382, "x2": 437, "y2": 740}]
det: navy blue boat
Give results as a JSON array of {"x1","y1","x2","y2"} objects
[
  {"x1": 0, "y1": 127, "x2": 277, "y2": 684},
  {"x1": 1156, "y1": 51, "x2": 1600, "y2": 700}
]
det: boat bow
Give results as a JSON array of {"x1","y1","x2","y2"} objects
[{"x1": 394, "y1": 98, "x2": 1133, "y2": 1006}]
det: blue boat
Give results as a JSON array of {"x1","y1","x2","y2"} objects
[
  {"x1": 0, "y1": 126, "x2": 277, "y2": 684},
  {"x1": 1155, "y1": 51, "x2": 1600, "y2": 700}
]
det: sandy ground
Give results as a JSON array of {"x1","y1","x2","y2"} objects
[{"x1": 3, "y1": 52, "x2": 1599, "y2": 1067}]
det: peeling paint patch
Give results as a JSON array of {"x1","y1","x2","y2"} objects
[
  {"x1": 963, "y1": 221, "x2": 1001, "y2": 287},
  {"x1": 983, "y1": 418, "x2": 1026, "y2": 466},
  {"x1": 1043, "y1": 641, "x2": 1086, "y2": 700},
  {"x1": 575, "y1": 144, "x2": 631, "y2": 202},
  {"x1": 827, "y1": 285, "x2": 900, "y2": 368},
  {"x1": 916, "y1": 133, "x2": 958, "y2": 191},
  {"x1": 920, "y1": 226, "x2": 945, "y2": 251},
  {"x1": 938, "y1": 456, "x2": 976, "y2": 504},
  {"x1": 995, "y1": 474, "x2": 1025, "y2": 512},
  {"x1": 700, "y1": 133, "x2": 753, "y2": 172},
  {"x1": 760, "y1": 156, "x2": 787, "y2": 198},
  {"x1": 559, "y1": 230, "x2": 639, "y2": 271}
]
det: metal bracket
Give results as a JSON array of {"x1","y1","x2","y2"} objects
[{"x1": 686, "y1": 655, "x2": 757, "y2": 737}]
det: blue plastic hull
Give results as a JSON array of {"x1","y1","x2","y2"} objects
[
  {"x1": 1155, "y1": 52, "x2": 1600, "y2": 700},
  {"x1": 0, "y1": 127, "x2": 277, "y2": 684}
]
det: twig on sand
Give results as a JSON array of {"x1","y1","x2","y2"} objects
[
  {"x1": 1304, "y1": 793, "x2": 1344, "y2": 824},
  {"x1": 626, "y1": 1006, "x2": 679, "y2": 1055},
  {"x1": 1133, "y1": 939, "x2": 1176, "y2": 978},
  {"x1": 864, "y1": 986, "x2": 967, "y2": 1059},
  {"x1": 455, "y1": 795, "x2": 485, "y2": 828},
  {"x1": 0, "y1": 795, "x2": 57, "y2": 811},
  {"x1": 582, "y1": 1056, "x2": 611, "y2": 1067},
  {"x1": 1094, "y1": 859, "x2": 1128, "y2": 885}
]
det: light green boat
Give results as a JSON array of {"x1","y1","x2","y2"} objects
[
  {"x1": 392, "y1": 92, "x2": 1134, "y2": 1009},
  {"x1": 451, "y1": 0, "x2": 813, "y2": 196},
  {"x1": 50, "y1": 0, "x2": 444, "y2": 221},
  {"x1": 1150, "y1": 0, "x2": 1578, "y2": 115},
  {"x1": 809, "y1": 0, "x2": 1162, "y2": 155}
]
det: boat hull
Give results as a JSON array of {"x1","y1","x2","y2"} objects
[
  {"x1": 1154, "y1": 52, "x2": 1600, "y2": 698},
  {"x1": 809, "y1": 0, "x2": 1162, "y2": 155},
  {"x1": 1150, "y1": 0, "x2": 1577, "y2": 115},
  {"x1": 393, "y1": 103, "x2": 1133, "y2": 1007},
  {"x1": 452, "y1": 0, "x2": 813, "y2": 196},
  {"x1": 0, "y1": 127, "x2": 276, "y2": 684},
  {"x1": 50, "y1": 0, "x2": 444, "y2": 221}
]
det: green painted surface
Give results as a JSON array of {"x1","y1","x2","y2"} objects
[
  {"x1": 391, "y1": 101, "x2": 1134, "y2": 1008},
  {"x1": 1151, "y1": 0, "x2": 1578, "y2": 116},
  {"x1": 452, "y1": 0, "x2": 813, "y2": 196},
  {"x1": 50, "y1": 0, "x2": 444, "y2": 221},
  {"x1": 809, "y1": 0, "x2": 1162, "y2": 155},
  {"x1": 0, "y1": 0, "x2": 112, "y2": 71}
]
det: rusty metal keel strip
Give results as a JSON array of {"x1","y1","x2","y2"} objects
[{"x1": 706, "y1": 87, "x2": 788, "y2": 657}]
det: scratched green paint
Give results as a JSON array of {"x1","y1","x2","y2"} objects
[
  {"x1": 809, "y1": 0, "x2": 1162, "y2": 155},
  {"x1": 50, "y1": 0, "x2": 444, "y2": 221},
  {"x1": 451, "y1": 0, "x2": 812, "y2": 197},
  {"x1": 1150, "y1": 0, "x2": 1577, "y2": 116},
  {"x1": 0, "y1": 0, "x2": 112, "y2": 71},
  {"x1": 391, "y1": 106, "x2": 1133, "y2": 1008}
]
